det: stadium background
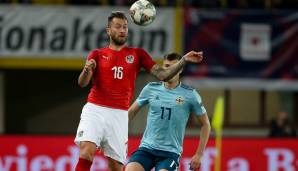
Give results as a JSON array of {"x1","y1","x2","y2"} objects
[{"x1": 0, "y1": 0, "x2": 297, "y2": 171}]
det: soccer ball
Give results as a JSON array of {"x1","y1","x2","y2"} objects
[{"x1": 129, "y1": 0, "x2": 156, "y2": 26}]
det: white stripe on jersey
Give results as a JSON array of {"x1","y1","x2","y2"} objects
[{"x1": 170, "y1": 160, "x2": 175, "y2": 167}]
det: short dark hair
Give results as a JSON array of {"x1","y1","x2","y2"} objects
[
  {"x1": 163, "y1": 53, "x2": 182, "y2": 61},
  {"x1": 108, "y1": 11, "x2": 128, "y2": 26}
]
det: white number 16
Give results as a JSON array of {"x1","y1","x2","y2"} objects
[{"x1": 112, "y1": 66, "x2": 123, "y2": 79}]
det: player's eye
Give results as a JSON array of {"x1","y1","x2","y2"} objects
[
  {"x1": 114, "y1": 25, "x2": 121, "y2": 29},
  {"x1": 164, "y1": 64, "x2": 170, "y2": 68}
]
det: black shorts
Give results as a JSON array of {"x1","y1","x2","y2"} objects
[{"x1": 128, "y1": 147, "x2": 180, "y2": 171}]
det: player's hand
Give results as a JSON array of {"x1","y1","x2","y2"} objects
[
  {"x1": 83, "y1": 59, "x2": 96, "y2": 74},
  {"x1": 189, "y1": 153, "x2": 202, "y2": 170},
  {"x1": 183, "y1": 51, "x2": 203, "y2": 63}
]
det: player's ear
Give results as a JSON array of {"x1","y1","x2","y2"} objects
[{"x1": 106, "y1": 27, "x2": 110, "y2": 36}]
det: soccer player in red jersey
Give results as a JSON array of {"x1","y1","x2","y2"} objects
[{"x1": 74, "y1": 11, "x2": 204, "y2": 171}]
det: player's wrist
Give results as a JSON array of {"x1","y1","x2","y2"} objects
[
  {"x1": 83, "y1": 68, "x2": 92, "y2": 75},
  {"x1": 181, "y1": 56, "x2": 188, "y2": 64},
  {"x1": 195, "y1": 150, "x2": 204, "y2": 156}
]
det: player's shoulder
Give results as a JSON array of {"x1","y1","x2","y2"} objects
[
  {"x1": 88, "y1": 48, "x2": 103, "y2": 55},
  {"x1": 141, "y1": 82, "x2": 162, "y2": 92},
  {"x1": 147, "y1": 81, "x2": 163, "y2": 87},
  {"x1": 180, "y1": 83, "x2": 194, "y2": 91},
  {"x1": 124, "y1": 46, "x2": 135, "y2": 50},
  {"x1": 126, "y1": 47, "x2": 146, "y2": 53},
  {"x1": 125, "y1": 46, "x2": 141, "y2": 50},
  {"x1": 96, "y1": 47, "x2": 108, "y2": 52},
  {"x1": 86, "y1": 49, "x2": 101, "y2": 59}
]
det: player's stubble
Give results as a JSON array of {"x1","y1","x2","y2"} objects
[{"x1": 110, "y1": 31, "x2": 127, "y2": 46}]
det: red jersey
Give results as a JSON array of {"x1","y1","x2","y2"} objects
[{"x1": 86, "y1": 47, "x2": 156, "y2": 110}]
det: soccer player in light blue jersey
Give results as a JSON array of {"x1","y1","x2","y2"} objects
[{"x1": 126, "y1": 53, "x2": 211, "y2": 171}]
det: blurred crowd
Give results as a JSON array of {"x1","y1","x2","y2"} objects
[
  {"x1": 0, "y1": 0, "x2": 297, "y2": 9},
  {"x1": 269, "y1": 111, "x2": 297, "y2": 137}
]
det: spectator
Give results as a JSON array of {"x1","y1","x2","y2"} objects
[{"x1": 269, "y1": 111, "x2": 296, "y2": 137}]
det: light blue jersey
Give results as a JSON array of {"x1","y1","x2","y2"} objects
[{"x1": 136, "y1": 81, "x2": 206, "y2": 156}]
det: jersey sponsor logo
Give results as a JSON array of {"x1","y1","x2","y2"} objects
[
  {"x1": 175, "y1": 96, "x2": 184, "y2": 105},
  {"x1": 102, "y1": 55, "x2": 109, "y2": 60},
  {"x1": 125, "y1": 55, "x2": 134, "y2": 63}
]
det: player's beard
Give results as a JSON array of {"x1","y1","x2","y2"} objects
[{"x1": 111, "y1": 34, "x2": 127, "y2": 46}]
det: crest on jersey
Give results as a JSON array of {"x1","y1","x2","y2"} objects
[
  {"x1": 175, "y1": 96, "x2": 184, "y2": 105},
  {"x1": 125, "y1": 55, "x2": 134, "y2": 63}
]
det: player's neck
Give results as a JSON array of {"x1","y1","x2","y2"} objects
[
  {"x1": 164, "y1": 80, "x2": 180, "y2": 89},
  {"x1": 108, "y1": 43, "x2": 126, "y2": 51}
]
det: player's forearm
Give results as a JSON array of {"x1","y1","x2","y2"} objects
[
  {"x1": 151, "y1": 57, "x2": 187, "y2": 81},
  {"x1": 128, "y1": 111, "x2": 137, "y2": 121},
  {"x1": 78, "y1": 71, "x2": 93, "y2": 87},
  {"x1": 196, "y1": 122, "x2": 211, "y2": 155},
  {"x1": 128, "y1": 102, "x2": 141, "y2": 122}
]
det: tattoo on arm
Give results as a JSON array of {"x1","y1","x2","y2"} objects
[
  {"x1": 151, "y1": 57, "x2": 187, "y2": 81},
  {"x1": 78, "y1": 69, "x2": 93, "y2": 87}
]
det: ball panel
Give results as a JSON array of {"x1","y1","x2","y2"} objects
[{"x1": 129, "y1": 0, "x2": 156, "y2": 26}]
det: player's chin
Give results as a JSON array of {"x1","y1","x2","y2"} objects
[{"x1": 115, "y1": 38, "x2": 127, "y2": 45}]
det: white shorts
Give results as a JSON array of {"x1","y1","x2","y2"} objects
[{"x1": 74, "y1": 103, "x2": 128, "y2": 164}]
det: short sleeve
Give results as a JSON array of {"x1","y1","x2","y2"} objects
[
  {"x1": 137, "y1": 48, "x2": 156, "y2": 72},
  {"x1": 87, "y1": 49, "x2": 99, "y2": 62},
  {"x1": 190, "y1": 89, "x2": 207, "y2": 116},
  {"x1": 136, "y1": 84, "x2": 151, "y2": 106}
]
